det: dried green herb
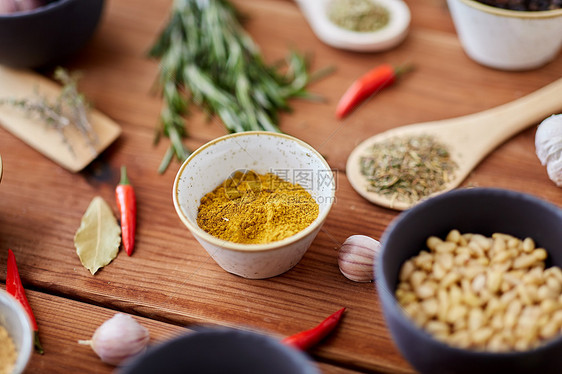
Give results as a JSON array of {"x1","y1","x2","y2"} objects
[
  {"x1": 74, "y1": 196, "x2": 121, "y2": 275},
  {"x1": 327, "y1": 0, "x2": 390, "y2": 32},
  {"x1": 0, "y1": 67, "x2": 97, "y2": 156},
  {"x1": 360, "y1": 135, "x2": 457, "y2": 204},
  {"x1": 149, "y1": 0, "x2": 331, "y2": 173}
]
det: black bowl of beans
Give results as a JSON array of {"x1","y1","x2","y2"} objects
[
  {"x1": 0, "y1": 0, "x2": 105, "y2": 68},
  {"x1": 376, "y1": 188, "x2": 562, "y2": 374}
]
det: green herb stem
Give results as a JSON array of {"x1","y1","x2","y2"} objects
[{"x1": 150, "y1": 0, "x2": 329, "y2": 173}]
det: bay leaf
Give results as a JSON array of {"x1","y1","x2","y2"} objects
[{"x1": 74, "y1": 196, "x2": 121, "y2": 275}]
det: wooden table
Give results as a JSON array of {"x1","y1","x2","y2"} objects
[{"x1": 1, "y1": 0, "x2": 561, "y2": 373}]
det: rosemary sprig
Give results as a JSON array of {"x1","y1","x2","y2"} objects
[{"x1": 150, "y1": 0, "x2": 330, "y2": 173}]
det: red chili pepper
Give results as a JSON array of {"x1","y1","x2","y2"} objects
[
  {"x1": 6, "y1": 249, "x2": 44, "y2": 354},
  {"x1": 335, "y1": 63, "x2": 412, "y2": 119},
  {"x1": 282, "y1": 307, "x2": 345, "y2": 351},
  {"x1": 116, "y1": 166, "x2": 137, "y2": 256}
]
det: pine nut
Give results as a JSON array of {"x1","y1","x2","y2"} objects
[
  {"x1": 446, "y1": 229, "x2": 461, "y2": 244},
  {"x1": 396, "y1": 230, "x2": 562, "y2": 352}
]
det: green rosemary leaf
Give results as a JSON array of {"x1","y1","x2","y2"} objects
[{"x1": 149, "y1": 0, "x2": 330, "y2": 172}]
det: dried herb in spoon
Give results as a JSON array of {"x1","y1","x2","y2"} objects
[{"x1": 359, "y1": 135, "x2": 458, "y2": 205}]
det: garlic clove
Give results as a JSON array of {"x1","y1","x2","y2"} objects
[
  {"x1": 535, "y1": 114, "x2": 562, "y2": 187},
  {"x1": 546, "y1": 155, "x2": 562, "y2": 187},
  {"x1": 79, "y1": 313, "x2": 150, "y2": 366},
  {"x1": 338, "y1": 235, "x2": 381, "y2": 282}
]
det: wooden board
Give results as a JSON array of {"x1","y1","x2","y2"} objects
[
  {"x1": 0, "y1": 67, "x2": 121, "y2": 172},
  {"x1": 0, "y1": 0, "x2": 560, "y2": 373},
  {"x1": 23, "y1": 291, "x2": 359, "y2": 374}
]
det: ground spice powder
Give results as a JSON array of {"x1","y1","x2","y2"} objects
[
  {"x1": 197, "y1": 171, "x2": 319, "y2": 244},
  {"x1": 0, "y1": 326, "x2": 17, "y2": 374},
  {"x1": 327, "y1": 0, "x2": 390, "y2": 33}
]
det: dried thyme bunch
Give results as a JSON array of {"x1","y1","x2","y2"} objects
[
  {"x1": 0, "y1": 67, "x2": 97, "y2": 156},
  {"x1": 360, "y1": 135, "x2": 458, "y2": 204},
  {"x1": 149, "y1": 0, "x2": 328, "y2": 173}
]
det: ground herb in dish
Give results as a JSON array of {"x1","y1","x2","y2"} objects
[
  {"x1": 327, "y1": 0, "x2": 390, "y2": 32},
  {"x1": 360, "y1": 135, "x2": 457, "y2": 204},
  {"x1": 197, "y1": 171, "x2": 319, "y2": 244}
]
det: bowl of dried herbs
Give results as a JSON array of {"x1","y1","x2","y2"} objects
[{"x1": 172, "y1": 132, "x2": 335, "y2": 279}]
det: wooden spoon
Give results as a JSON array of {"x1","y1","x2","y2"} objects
[
  {"x1": 346, "y1": 77, "x2": 562, "y2": 211},
  {"x1": 0, "y1": 66, "x2": 121, "y2": 172}
]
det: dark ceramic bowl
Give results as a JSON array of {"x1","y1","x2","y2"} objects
[
  {"x1": 119, "y1": 328, "x2": 320, "y2": 374},
  {"x1": 0, "y1": 0, "x2": 105, "y2": 68},
  {"x1": 376, "y1": 188, "x2": 562, "y2": 374}
]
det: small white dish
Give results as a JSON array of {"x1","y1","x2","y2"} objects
[
  {"x1": 447, "y1": 0, "x2": 562, "y2": 70},
  {"x1": 295, "y1": 0, "x2": 411, "y2": 52},
  {"x1": 0, "y1": 289, "x2": 33, "y2": 374},
  {"x1": 172, "y1": 132, "x2": 335, "y2": 279}
]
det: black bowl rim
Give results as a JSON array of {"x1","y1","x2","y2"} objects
[
  {"x1": 376, "y1": 187, "x2": 562, "y2": 357},
  {"x1": 119, "y1": 327, "x2": 320, "y2": 374}
]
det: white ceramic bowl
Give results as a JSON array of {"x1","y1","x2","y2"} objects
[
  {"x1": 0, "y1": 289, "x2": 33, "y2": 374},
  {"x1": 173, "y1": 132, "x2": 335, "y2": 279},
  {"x1": 447, "y1": 0, "x2": 562, "y2": 70}
]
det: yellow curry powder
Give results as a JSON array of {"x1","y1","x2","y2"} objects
[
  {"x1": 0, "y1": 326, "x2": 17, "y2": 374},
  {"x1": 197, "y1": 171, "x2": 319, "y2": 244}
]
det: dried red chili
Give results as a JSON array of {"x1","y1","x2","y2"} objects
[
  {"x1": 282, "y1": 307, "x2": 346, "y2": 351},
  {"x1": 116, "y1": 166, "x2": 137, "y2": 256},
  {"x1": 335, "y1": 63, "x2": 412, "y2": 119},
  {"x1": 6, "y1": 249, "x2": 44, "y2": 354}
]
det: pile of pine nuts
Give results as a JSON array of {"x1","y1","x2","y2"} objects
[{"x1": 396, "y1": 230, "x2": 562, "y2": 352}]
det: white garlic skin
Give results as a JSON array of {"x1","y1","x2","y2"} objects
[
  {"x1": 535, "y1": 114, "x2": 562, "y2": 187},
  {"x1": 338, "y1": 235, "x2": 381, "y2": 282},
  {"x1": 83, "y1": 313, "x2": 150, "y2": 366}
]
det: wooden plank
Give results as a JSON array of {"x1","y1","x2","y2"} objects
[
  {"x1": 20, "y1": 290, "x2": 361, "y2": 373},
  {"x1": 0, "y1": 0, "x2": 560, "y2": 373}
]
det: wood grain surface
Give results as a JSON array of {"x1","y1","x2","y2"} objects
[{"x1": 0, "y1": 0, "x2": 561, "y2": 373}]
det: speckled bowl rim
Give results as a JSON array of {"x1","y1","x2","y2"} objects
[
  {"x1": 0, "y1": 0, "x2": 76, "y2": 19},
  {"x1": 460, "y1": 0, "x2": 562, "y2": 18},
  {"x1": 173, "y1": 132, "x2": 335, "y2": 253}
]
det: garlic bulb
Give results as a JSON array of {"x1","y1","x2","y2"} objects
[
  {"x1": 535, "y1": 114, "x2": 562, "y2": 187},
  {"x1": 338, "y1": 235, "x2": 381, "y2": 282},
  {"x1": 79, "y1": 313, "x2": 150, "y2": 366}
]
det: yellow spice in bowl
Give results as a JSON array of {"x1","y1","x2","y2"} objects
[
  {"x1": 197, "y1": 171, "x2": 319, "y2": 244},
  {"x1": 0, "y1": 326, "x2": 17, "y2": 374}
]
